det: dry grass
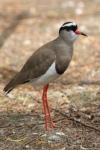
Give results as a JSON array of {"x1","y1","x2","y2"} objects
[{"x1": 0, "y1": 0, "x2": 100, "y2": 149}]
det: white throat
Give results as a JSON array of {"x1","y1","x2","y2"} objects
[
  {"x1": 60, "y1": 30, "x2": 78, "y2": 44},
  {"x1": 67, "y1": 31, "x2": 78, "y2": 42}
]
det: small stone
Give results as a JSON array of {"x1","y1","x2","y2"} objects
[
  {"x1": 25, "y1": 145, "x2": 30, "y2": 148},
  {"x1": 56, "y1": 132, "x2": 65, "y2": 136},
  {"x1": 48, "y1": 134, "x2": 61, "y2": 142}
]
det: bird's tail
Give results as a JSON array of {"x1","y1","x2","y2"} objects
[{"x1": 3, "y1": 74, "x2": 18, "y2": 94}]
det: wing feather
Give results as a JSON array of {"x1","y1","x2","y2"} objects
[{"x1": 4, "y1": 47, "x2": 55, "y2": 93}]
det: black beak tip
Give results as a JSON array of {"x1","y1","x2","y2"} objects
[{"x1": 81, "y1": 32, "x2": 88, "y2": 36}]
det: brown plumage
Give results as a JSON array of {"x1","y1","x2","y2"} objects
[{"x1": 4, "y1": 37, "x2": 73, "y2": 94}]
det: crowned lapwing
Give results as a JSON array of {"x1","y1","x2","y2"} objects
[{"x1": 4, "y1": 21, "x2": 87, "y2": 130}]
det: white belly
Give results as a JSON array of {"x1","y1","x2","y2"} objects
[{"x1": 31, "y1": 62, "x2": 60, "y2": 86}]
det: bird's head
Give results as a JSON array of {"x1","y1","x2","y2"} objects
[{"x1": 59, "y1": 21, "x2": 87, "y2": 43}]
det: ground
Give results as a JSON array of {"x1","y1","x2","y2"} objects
[{"x1": 0, "y1": 0, "x2": 100, "y2": 149}]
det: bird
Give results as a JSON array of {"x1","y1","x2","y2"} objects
[{"x1": 4, "y1": 21, "x2": 87, "y2": 130}]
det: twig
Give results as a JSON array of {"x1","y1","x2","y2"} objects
[
  {"x1": 79, "y1": 80, "x2": 100, "y2": 85},
  {"x1": 54, "y1": 109, "x2": 100, "y2": 132}
]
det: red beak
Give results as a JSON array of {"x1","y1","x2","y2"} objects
[{"x1": 75, "y1": 30, "x2": 87, "y2": 36}]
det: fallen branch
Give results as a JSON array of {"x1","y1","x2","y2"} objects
[{"x1": 54, "y1": 109, "x2": 100, "y2": 132}]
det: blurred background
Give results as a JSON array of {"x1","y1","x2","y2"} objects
[{"x1": 0, "y1": 0, "x2": 100, "y2": 149}]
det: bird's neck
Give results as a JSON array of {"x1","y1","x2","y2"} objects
[{"x1": 54, "y1": 37, "x2": 74, "y2": 58}]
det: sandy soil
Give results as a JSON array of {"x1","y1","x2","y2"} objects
[{"x1": 0, "y1": 0, "x2": 100, "y2": 149}]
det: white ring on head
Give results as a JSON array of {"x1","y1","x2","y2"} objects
[{"x1": 62, "y1": 22, "x2": 76, "y2": 28}]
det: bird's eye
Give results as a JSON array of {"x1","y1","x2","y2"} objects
[
  {"x1": 66, "y1": 27, "x2": 70, "y2": 31},
  {"x1": 72, "y1": 25, "x2": 77, "y2": 32},
  {"x1": 65, "y1": 25, "x2": 77, "y2": 32}
]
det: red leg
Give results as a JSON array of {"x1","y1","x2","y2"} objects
[
  {"x1": 42, "y1": 91, "x2": 48, "y2": 130},
  {"x1": 42, "y1": 84, "x2": 55, "y2": 130},
  {"x1": 44, "y1": 85, "x2": 55, "y2": 128}
]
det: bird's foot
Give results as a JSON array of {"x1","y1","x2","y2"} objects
[
  {"x1": 45, "y1": 114, "x2": 56, "y2": 130},
  {"x1": 50, "y1": 121, "x2": 56, "y2": 128}
]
